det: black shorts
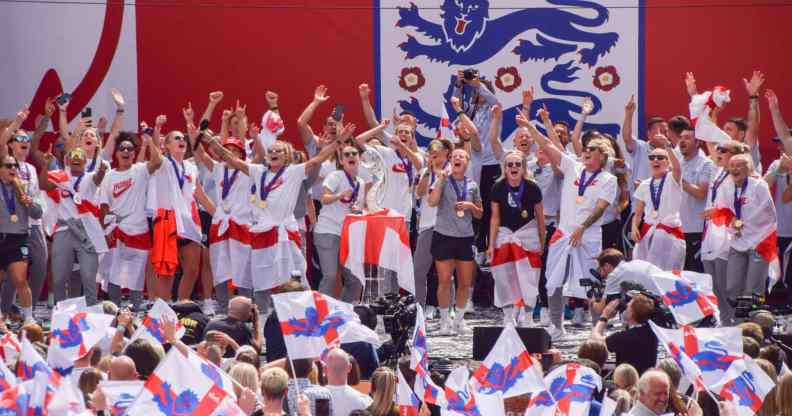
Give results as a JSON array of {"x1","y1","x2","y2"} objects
[
  {"x1": 199, "y1": 210, "x2": 212, "y2": 246},
  {"x1": 430, "y1": 232, "x2": 474, "y2": 262},
  {"x1": 0, "y1": 233, "x2": 30, "y2": 270}
]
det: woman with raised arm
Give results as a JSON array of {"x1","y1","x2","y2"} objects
[
  {"x1": 488, "y1": 150, "x2": 545, "y2": 327},
  {"x1": 147, "y1": 129, "x2": 214, "y2": 302},
  {"x1": 428, "y1": 148, "x2": 483, "y2": 335},
  {"x1": 39, "y1": 148, "x2": 109, "y2": 306},
  {"x1": 97, "y1": 129, "x2": 162, "y2": 310},
  {"x1": 206, "y1": 135, "x2": 342, "y2": 315},
  {"x1": 314, "y1": 143, "x2": 366, "y2": 302}
]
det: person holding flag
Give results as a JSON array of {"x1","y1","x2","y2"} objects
[
  {"x1": 314, "y1": 142, "x2": 366, "y2": 302},
  {"x1": 428, "y1": 148, "x2": 483, "y2": 335},
  {"x1": 631, "y1": 140, "x2": 686, "y2": 270},
  {"x1": 488, "y1": 150, "x2": 545, "y2": 327},
  {"x1": 98, "y1": 127, "x2": 162, "y2": 310}
]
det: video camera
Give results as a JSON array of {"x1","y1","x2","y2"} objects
[
  {"x1": 369, "y1": 293, "x2": 417, "y2": 366},
  {"x1": 462, "y1": 68, "x2": 479, "y2": 81},
  {"x1": 618, "y1": 281, "x2": 676, "y2": 328},
  {"x1": 732, "y1": 294, "x2": 792, "y2": 319},
  {"x1": 580, "y1": 269, "x2": 605, "y2": 301}
]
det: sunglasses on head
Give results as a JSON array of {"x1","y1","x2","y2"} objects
[
  {"x1": 506, "y1": 161, "x2": 523, "y2": 168},
  {"x1": 343, "y1": 151, "x2": 359, "y2": 158},
  {"x1": 1, "y1": 163, "x2": 19, "y2": 169},
  {"x1": 429, "y1": 142, "x2": 446, "y2": 152},
  {"x1": 269, "y1": 148, "x2": 286, "y2": 154},
  {"x1": 12, "y1": 134, "x2": 31, "y2": 143},
  {"x1": 648, "y1": 155, "x2": 667, "y2": 161}
]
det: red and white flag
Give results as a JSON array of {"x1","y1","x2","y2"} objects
[
  {"x1": 43, "y1": 170, "x2": 108, "y2": 253},
  {"x1": 272, "y1": 291, "x2": 380, "y2": 360},
  {"x1": 130, "y1": 299, "x2": 185, "y2": 345},
  {"x1": 652, "y1": 270, "x2": 719, "y2": 325},
  {"x1": 471, "y1": 325, "x2": 544, "y2": 398},
  {"x1": 46, "y1": 376, "x2": 86, "y2": 415},
  {"x1": 689, "y1": 87, "x2": 731, "y2": 144},
  {"x1": 47, "y1": 310, "x2": 115, "y2": 373},
  {"x1": 340, "y1": 209, "x2": 415, "y2": 294},
  {"x1": 17, "y1": 337, "x2": 59, "y2": 386},
  {"x1": 126, "y1": 348, "x2": 230, "y2": 416},
  {"x1": 99, "y1": 380, "x2": 145, "y2": 416},
  {"x1": 525, "y1": 363, "x2": 601, "y2": 416},
  {"x1": 0, "y1": 333, "x2": 21, "y2": 369},
  {"x1": 258, "y1": 109, "x2": 285, "y2": 146},
  {"x1": 713, "y1": 356, "x2": 775, "y2": 416},
  {"x1": 438, "y1": 103, "x2": 454, "y2": 141},
  {"x1": 633, "y1": 222, "x2": 686, "y2": 271},
  {"x1": 410, "y1": 305, "x2": 446, "y2": 407},
  {"x1": 490, "y1": 223, "x2": 542, "y2": 308},
  {"x1": 397, "y1": 368, "x2": 420, "y2": 416},
  {"x1": 0, "y1": 357, "x2": 17, "y2": 393},
  {"x1": 442, "y1": 367, "x2": 504, "y2": 416}
]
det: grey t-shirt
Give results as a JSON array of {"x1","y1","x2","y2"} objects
[
  {"x1": 434, "y1": 176, "x2": 481, "y2": 238},
  {"x1": 0, "y1": 180, "x2": 43, "y2": 234}
]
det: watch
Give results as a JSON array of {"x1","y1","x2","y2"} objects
[{"x1": 598, "y1": 317, "x2": 609, "y2": 324}]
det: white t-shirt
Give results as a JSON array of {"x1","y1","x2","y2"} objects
[
  {"x1": 558, "y1": 153, "x2": 618, "y2": 230},
  {"x1": 628, "y1": 139, "x2": 652, "y2": 188},
  {"x1": 248, "y1": 163, "x2": 307, "y2": 230},
  {"x1": 527, "y1": 160, "x2": 562, "y2": 218},
  {"x1": 98, "y1": 163, "x2": 151, "y2": 235},
  {"x1": 417, "y1": 167, "x2": 440, "y2": 232},
  {"x1": 147, "y1": 157, "x2": 199, "y2": 212},
  {"x1": 53, "y1": 171, "x2": 99, "y2": 232},
  {"x1": 706, "y1": 167, "x2": 730, "y2": 209},
  {"x1": 634, "y1": 172, "x2": 682, "y2": 227},
  {"x1": 197, "y1": 160, "x2": 218, "y2": 211},
  {"x1": 367, "y1": 144, "x2": 416, "y2": 218},
  {"x1": 604, "y1": 259, "x2": 663, "y2": 296},
  {"x1": 17, "y1": 160, "x2": 42, "y2": 227},
  {"x1": 325, "y1": 385, "x2": 373, "y2": 416},
  {"x1": 314, "y1": 170, "x2": 365, "y2": 236},
  {"x1": 767, "y1": 159, "x2": 792, "y2": 237},
  {"x1": 212, "y1": 163, "x2": 254, "y2": 225},
  {"x1": 679, "y1": 153, "x2": 714, "y2": 233}
]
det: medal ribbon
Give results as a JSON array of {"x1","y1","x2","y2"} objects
[
  {"x1": 343, "y1": 170, "x2": 360, "y2": 204},
  {"x1": 711, "y1": 170, "x2": 728, "y2": 203},
  {"x1": 167, "y1": 155, "x2": 185, "y2": 189},
  {"x1": 73, "y1": 173, "x2": 85, "y2": 195},
  {"x1": 259, "y1": 166, "x2": 286, "y2": 202},
  {"x1": 577, "y1": 169, "x2": 601, "y2": 197},
  {"x1": 222, "y1": 166, "x2": 240, "y2": 201},
  {"x1": 650, "y1": 173, "x2": 667, "y2": 212},
  {"x1": 509, "y1": 180, "x2": 526, "y2": 211},
  {"x1": 449, "y1": 176, "x2": 468, "y2": 203},
  {"x1": 398, "y1": 152, "x2": 413, "y2": 187},
  {"x1": 0, "y1": 182, "x2": 15, "y2": 217},
  {"x1": 734, "y1": 180, "x2": 749, "y2": 220}
]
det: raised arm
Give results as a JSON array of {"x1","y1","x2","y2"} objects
[
  {"x1": 0, "y1": 106, "x2": 30, "y2": 160},
  {"x1": 219, "y1": 108, "x2": 232, "y2": 139},
  {"x1": 427, "y1": 169, "x2": 447, "y2": 207},
  {"x1": 359, "y1": 84, "x2": 379, "y2": 129},
  {"x1": 538, "y1": 104, "x2": 563, "y2": 153},
  {"x1": 232, "y1": 100, "x2": 247, "y2": 139},
  {"x1": 622, "y1": 95, "x2": 637, "y2": 154},
  {"x1": 304, "y1": 140, "x2": 340, "y2": 174},
  {"x1": 766, "y1": 90, "x2": 792, "y2": 154},
  {"x1": 297, "y1": 85, "x2": 330, "y2": 147},
  {"x1": 144, "y1": 131, "x2": 163, "y2": 174},
  {"x1": 471, "y1": 75, "x2": 499, "y2": 106},
  {"x1": 519, "y1": 110, "x2": 561, "y2": 169},
  {"x1": 38, "y1": 152, "x2": 55, "y2": 191},
  {"x1": 488, "y1": 105, "x2": 504, "y2": 161},
  {"x1": 451, "y1": 96, "x2": 481, "y2": 152},
  {"x1": 666, "y1": 140, "x2": 682, "y2": 184},
  {"x1": 392, "y1": 133, "x2": 424, "y2": 172},
  {"x1": 206, "y1": 136, "x2": 249, "y2": 175},
  {"x1": 743, "y1": 71, "x2": 765, "y2": 148},
  {"x1": 202, "y1": 91, "x2": 224, "y2": 124},
  {"x1": 102, "y1": 88, "x2": 126, "y2": 159},
  {"x1": 570, "y1": 97, "x2": 593, "y2": 157},
  {"x1": 354, "y1": 119, "x2": 390, "y2": 148},
  {"x1": 685, "y1": 72, "x2": 698, "y2": 97},
  {"x1": 57, "y1": 98, "x2": 70, "y2": 141},
  {"x1": 93, "y1": 157, "x2": 108, "y2": 186}
]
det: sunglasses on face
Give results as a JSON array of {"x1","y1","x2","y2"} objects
[
  {"x1": 118, "y1": 146, "x2": 135, "y2": 153},
  {"x1": 1, "y1": 163, "x2": 19, "y2": 169},
  {"x1": 13, "y1": 135, "x2": 31, "y2": 143},
  {"x1": 717, "y1": 146, "x2": 739, "y2": 155},
  {"x1": 506, "y1": 161, "x2": 523, "y2": 168},
  {"x1": 343, "y1": 151, "x2": 359, "y2": 158},
  {"x1": 269, "y1": 148, "x2": 286, "y2": 154},
  {"x1": 171, "y1": 135, "x2": 186, "y2": 142},
  {"x1": 648, "y1": 155, "x2": 667, "y2": 161},
  {"x1": 396, "y1": 130, "x2": 412, "y2": 135}
]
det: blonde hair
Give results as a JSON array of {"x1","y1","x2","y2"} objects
[
  {"x1": 496, "y1": 150, "x2": 532, "y2": 182},
  {"x1": 608, "y1": 389, "x2": 633, "y2": 414},
  {"x1": 261, "y1": 367, "x2": 290, "y2": 400},
  {"x1": 613, "y1": 363, "x2": 639, "y2": 398},
  {"x1": 369, "y1": 367, "x2": 397, "y2": 416},
  {"x1": 777, "y1": 373, "x2": 792, "y2": 416},
  {"x1": 229, "y1": 362, "x2": 260, "y2": 395}
]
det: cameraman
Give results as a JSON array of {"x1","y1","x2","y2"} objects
[
  {"x1": 596, "y1": 249, "x2": 662, "y2": 300},
  {"x1": 590, "y1": 294, "x2": 659, "y2": 375}
]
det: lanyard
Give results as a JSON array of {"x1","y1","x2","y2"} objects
[
  {"x1": 397, "y1": 152, "x2": 413, "y2": 187},
  {"x1": 711, "y1": 170, "x2": 728, "y2": 203},
  {"x1": 734, "y1": 180, "x2": 749, "y2": 220},
  {"x1": 343, "y1": 170, "x2": 360, "y2": 203},
  {"x1": 0, "y1": 182, "x2": 15, "y2": 216},
  {"x1": 449, "y1": 177, "x2": 468, "y2": 202},
  {"x1": 508, "y1": 180, "x2": 526, "y2": 210},
  {"x1": 258, "y1": 166, "x2": 286, "y2": 201}
]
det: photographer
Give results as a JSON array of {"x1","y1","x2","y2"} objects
[
  {"x1": 204, "y1": 296, "x2": 262, "y2": 357},
  {"x1": 595, "y1": 249, "x2": 662, "y2": 300},
  {"x1": 590, "y1": 293, "x2": 659, "y2": 375}
]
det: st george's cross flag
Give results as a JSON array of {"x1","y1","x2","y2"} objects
[
  {"x1": 652, "y1": 270, "x2": 719, "y2": 325},
  {"x1": 273, "y1": 291, "x2": 380, "y2": 360},
  {"x1": 713, "y1": 356, "x2": 775, "y2": 416},
  {"x1": 47, "y1": 310, "x2": 115, "y2": 373},
  {"x1": 16, "y1": 337, "x2": 59, "y2": 386},
  {"x1": 0, "y1": 358, "x2": 17, "y2": 393},
  {"x1": 410, "y1": 305, "x2": 446, "y2": 406},
  {"x1": 340, "y1": 209, "x2": 415, "y2": 294},
  {"x1": 397, "y1": 367, "x2": 420, "y2": 416},
  {"x1": 99, "y1": 380, "x2": 145, "y2": 416},
  {"x1": 471, "y1": 325, "x2": 544, "y2": 399},
  {"x1": 524, "y1": 363, "x2": 602, "y2": 416},
  {"x1": 46, "y1": 376, "x2": 87, "y2": 415},
  {"x1": 130, "y1": 299, "x2": 185, "y2": 345},
  {"x1": 441, "y1": 366, "x2": 505, "y2": 416}
]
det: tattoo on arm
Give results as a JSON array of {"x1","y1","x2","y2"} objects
[{"x1": 580, "y1": 205, "x2": 606, "y2": 229}]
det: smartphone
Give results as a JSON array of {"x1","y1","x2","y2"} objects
[
  {"x1": 331, "y1": 104, "x2": 345, "y2": 122},
  {"x1": 314, "y1": 398, "x2": 330, "y2": 416},
  {"x1": 142, "y1": 127, "x2": 154, "y2": 136},
  {"x1": 55, "y1": 93, "x2": 72, "y2": 106},
  {"x1": 81, "y1": 107, "x2": 92, "y2": 118}
]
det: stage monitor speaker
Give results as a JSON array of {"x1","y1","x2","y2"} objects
[{"x1": 472, "y1": 326, "x2": 551, "y2": 361}]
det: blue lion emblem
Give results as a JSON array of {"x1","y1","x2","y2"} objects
[
  {"x1": 445, "y1": 388, "x2": 480, "y2": 416},
  {"x1": 477, "y1": 355, "x2": 532, "y2": 394},
  {"x1": 722, "y1": 371, "x2": 763, "y2": 412},
  {"x1": 51, "y1": 313, "x2": 90, "y2": 349},
  {"x1": 397, "y1": 0, "x2": 618, "y2": 66},
  {"x1": 529, "y1": 373, "x2": 597, "y2": 409},
  {"x1": 0, "y1": 391, "x2": 30, "y2": 416},
  {"x1": 689, "y1": 341, "x2": 741, "y2": 372},
  {"x1": 664, "y1": 280, "x2": 699, "y2": 308},
  {"x1": 281, "y1": 307, "x2": 350, "y2": 338},
  {"x1": 111, "y1": 392, "x2": 137, "y2": 416},
  {"x1": 151, "y1": 382, "x2": 199, "y2": 416}
]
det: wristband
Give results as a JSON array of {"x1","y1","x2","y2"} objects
[
  {"x1": 116, "y1": 109, "x2": 125, "y2": 113},
  {"x1": 116, "y1": 324, "x2": 126, "y2": 332}
]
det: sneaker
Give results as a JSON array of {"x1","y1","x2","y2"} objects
[
  {"x1": 438, "y1": 318, "x2": 454, "y2": 336},
  {"x1": 454, "y1": 318, "x2": 471, "y2": 335},
  {"x1": 571, "y1": 308, "x2": 585, "y2": 327},
  {"x1": 463, "y1": 301, "x2": 475, "y2": 314},
  {"x1": 539, "y1": 308, "x2": 551, "y2": 326},
  {"x1": 23, "y1": 316, "x2": 37, "y2": 326},
  {"x1": 425, "y1": 305, "x2": 438, "y2": 320},
  {"x1": 547, "y1": 324, "x2": 567, "y2": 341},
  {"x1": 518, "y1": 310, "x2": 533, "y2": 327},
  {"x1": 201, "y1": 299, "x2": 216, "y2": 316},
  {"x1": 503, "y1": 309, "x2": 516, "y2": 327}
]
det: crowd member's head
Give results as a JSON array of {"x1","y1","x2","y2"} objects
[
  {"x1": 624, "y1": 294, "x2": 655, "y2": 326},
  {"x1": 287, "y1": 357, "x2": 315, "y2": 380},
  {"x1": 759, "y1": 344, "x2": 785, "y2": 375},
  {"x1": 123, "y1": 338, "x2": 163, "y2": 380},
  {"x1": 108, "y1": 356, "x2": 138, "y2": 381},
  {"x1": 20, "y1": 323, "x2": 43, "y2": 344},
  {"x1": 66, "y1": 147, "x2": 89, "y2": 176},
  {"x1": 723, "y1": 117, "x2": 748, "y2": 142},
  {"x1": 656, "y1": 359, "x2": 682, "y2": 391},
  {"x1": 339, "y1": 144, "x2": 360, "y2": 174},
  {"x1": 553, "y1": 121, "x2": 570, "y2": 146},
  {"x1": 728, "y1": 153, "x2": 753, "y2": 184},
  {"x1": 648, "y1": 148, "x2": 670, "y2": 178},
  {"x1": 608, "y1": 389, "x2": 634, "y2": 414},
  {"x1": 393, "y1": 123, "x2": 415, "y2": 149},
  {"x1": 739, "y1": 321, "x2": 765, "y2": 345},
  {"x1": 230, "y1": 362, "x2": 260, "y2": 396},
  {"x1": 577, "y1": 340, "x2": 608, "y2": 371},
  {"x1": 582, "y1": 138, "x2": 610, "y2": 171},
  {"x1": 266, "y1": 140, "x2": 291, "y2": 170},
  {"x1": 227, "y1": 296, "x2": 254, "y2": 322},
  {"x1": 7, "y1": 130, "x2": 31, "y2": 160},
  {"x1": 0, "y1": 155, "x2": 19, "y2": 184},
  {"x1": 751, "y1": 310, "x2": 776, "y2": 338},
  {"x1": 499, "y1": 150, "x2": 528, "y2": 182},
  {"x1": 348, "y1": 356, "x2": 362, "y2": 386},
  {"x1": 79, "y1": 127, "x2": 100, "y2": 156},
  {"x1": 596, "y1": 248, "x2": 624, "y2": 278},
  {"x1": 427, "y1": 138, "x2": 453, "y2": 167},
  {"x1": 234, "y1": 345, "x2": 261, "y2": 370},
  {"x1": 326, "y1": 348, "x2": 352, "y2": 386},
  {"x1": 666, "y1": 115, "x2": 691, "y2": 145},
  {"x1": 776, "y1": 373, "x2": 792, "y2": 416},
  {"x1": 78, "y1": 367, "x2": 104, "y2": 397},
  {"x1": 715, "y1": 140, "x2": 748, "y2": 168},
  {"x1": 677, "y1": 126, "x2": 699, "y2": 159},
  {"x1": 513, "y1": 126, "x2": 534, "y2": 154},
  {"x1": 647, "y1": 116, "x2": 668, "y2": 139},
  {"x1": 261, "y1": 367, "x2": 290, "y2": 412},
  {"x1": 636, "y1": 369, "x2": 670, "y2": 414},
  {"x1": 115, "y1": 135, "x2": 138, "y2": 169},
  {"x1": 368, "y1": 367, "x2": 397, "y2": 416},
  {"x1": 613, "y1": 363, "x2": 639, "y2": 395},
  {"x1": 450, "y1": 148, "x2": 470, "y2": 176},
  {"x1": 754, "y1": 358, "x2": 779, "y2": 416},
  {"x1": 163, "y1": 131, "x2": 187, "y2": 159},
  {"x1": 743, "y1": 336, "x2": 760, "y2": 358},
  {"x1": 577, "y1": 358, "x2": 601, "y2": 376}
]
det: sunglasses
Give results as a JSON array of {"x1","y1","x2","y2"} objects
[
  {"x1": 12, "y1": 134, "x2": 31, "y2": 143},
  {"x1": 648, "y1": 155, "x2": 667, "y2": 161},
  {"x1": 269, "y1": 148, "x2": 286, "y2": 154},
  {"x1": 171, "y1": 135, "x2": 186, "y2": 142},
  {"x1": 585, "y1": 146, "x2": 601, "y2": 153},
  {"x1": 506, "y1": 161, "x2": 523, "y2": 168},
  {"x1": 1, "y1": 163, "x2": 20, "y2": 169},
  {"x1": 343, "y1": 151, "x2": 359, "y2": 157},
  {"x1": 716, "y1": 146, "x2": 739, "y2": 155},
  {"x1": 118, "y1": 146, "x2": 135, "y2": 153}
]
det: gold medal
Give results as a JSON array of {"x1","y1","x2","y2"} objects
[
  {"x1": 456, "y1": 210, "x2": 464, "y2": 218},
  {"x1": 521, "y1": 210, "x2": 528, "y2": 219},
  {"x1": 9, "y1": 214, "x2": 18, "y2": 223},
  {"x1": 250, "y1": 195, "x2": 257, "y2": 204},
  {"x1": 651, "y1": 211, "x2": 658, "y2": 219},
  {"x1": 259, "y1": 200, "x2": 268, "y2": 209},
  {"x1": 733, "y1": 219, "x2": 743, "y2": 229},
  {"x1": 576, "y1": 196, "x2": 585, "y2": 204},
  {"x1": 72, "y1": 194, "x2": 82, "y2": 205}
]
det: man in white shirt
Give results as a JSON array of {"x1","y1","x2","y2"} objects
[
  {"x1": 629, "y1": 370, "x2": 670, "y2": 416},
  {"x1": 324, "y1": 348, "x2": 372, "y2": 416}
]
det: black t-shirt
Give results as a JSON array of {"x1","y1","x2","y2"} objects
[
  {"x1": 606, "y1": 323, "x2": 659, "y2": 375},
  {"x1": 205, "y1": 316, "x2": 254, "y2": 358},
  {"x1": 171, "y1": 302, "x2": 208, "y2": 346},
  {"x1": 264, "y1": 311, "x2": 287, "y2": 363},
  {"x1": 490, "y1": 179, "x2": 543, "y2": 231}
]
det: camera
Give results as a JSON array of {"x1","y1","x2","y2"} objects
[
  {"x1": 580, "y1": 269, "x2": 605, "y2": 301},
  {"x1": 463, "y1": 68, "x2": 478, "y2": 81},
  {"x1": 618, "y1": 282, "x2": 676, "y2": 328},
  {"x1": 369, "y1": 293, "x2": 417, "y2": 366},
  {"x1": 732, "y1": 294, "x2": 792, "y2": 319}
]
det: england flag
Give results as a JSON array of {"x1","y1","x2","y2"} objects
[
  {"x1": 713, "y1": 357, "x2": 775, "y2": 416},
  {"x1": 47, "y1": 310, "x2": 115, "y2": 373},
  {"x1": 130, "y1": 299, "x2": 185, "y2": 345},
  {"x1": 99, "y1": 380, "x2": 145, "y2": 416},
  {"x1": 471, "y1": 325, "x2": 544, "y2": 398},
  {"x1": 652, "y1": 270, "x2": 719, "y2": 325},
  {"x1": 524, "y1": 363, "x2": 602, "y2": 416}
]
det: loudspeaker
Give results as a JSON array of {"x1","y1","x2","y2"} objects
[{"x1": 472, "y1": 326, "x2": 551, "y2": 360}]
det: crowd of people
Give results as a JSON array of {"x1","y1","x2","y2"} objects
[{"x1": 0, "y1": 67, "x2": 791, "y2": 415}]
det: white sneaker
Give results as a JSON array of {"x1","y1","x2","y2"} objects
[
  {"x1": 463, "y1": 301, "x2": 475, "y2": 314},
  {"x1": 425, "y1": 305, "x2": 437, "y2": 320},
  {"x1": 503, "y1": 309, "x2": 516, "y2": 327},
  {"x1": 571, "y1": 308, "x2": 585, "y2": 327},
  {"x1": 518, "y1": 310, "x2": 533, "y2": 327},
  {"x1": 23, "y1": 316, "x2": 36, "y2": 326},
  {"x1": 438, "y1": 318, "x2": 454, "y2": 336},
  {"x1": 201, "y1": 299, "x2": 216, "y2": 316},
  {"x1": 547, "y1": 324, "x2": 567, "y2": 341},
  {"x1": 454, "y1": 318, "x2": 471, "y2": 336},
  {"x1": 539, "y1": 308, "x2": 551, "y2": 326}
]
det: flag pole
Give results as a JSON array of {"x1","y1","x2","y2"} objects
[{"x1": 287, "y1": 355, "x2": 302, "y2": 402}]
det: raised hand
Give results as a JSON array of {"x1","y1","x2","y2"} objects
[
  {"x1": 182, "y1": 102, "x2": 194, "y2": 123},
  {"x1": 265, "y1": 91, "x2": 278, "y2": 108},
  {"x1": 685, "y1": 72, "x2": 697, "y2": 96},
  {"x1": 313, "y1": 85, "x2": 330, "y2": 104},
  {"x1": 358, "y1": 83, "x2": 370, "y2": 98},
  {"x1": 209, "y1": 91, "x2": 224, "y2": 104},
  {"x1": 155, "y1": 114, "x2": 167, "y2": 127},
  {"x1": 44, "y1": 97, "x2": 56, "y2": 117},
  {"x1": 339, "y1": 123, "x2": 357, "y2": 141},
  {"x1": 110, "y1": 88, "x2": 125, "y2": 109},
  {"x1": 537, "y1": 104, "x2": 550, "y2": 122},
  {"x1": 743, "y1": 70, "x2": 765, "y2": 96},
  {"x1": 249, "y1": 121, "x2": 261, "y2": 138},
  {"x1": 234, "y1": 99, "x2": 247, "y2": 119},
  {"x1": 515, "y1": 108, "x2": 532, "y2": 128},
  {"x1": 14, "y1": 105, "x2": 30, "y2": 125},
  {"x1": 522, "y1": 86, "x2": 535, "y2": 110},
  {"x1": 221, "y1": 108, "x2": 232, "y2": 122},
  {"x1": 97, "y1": 117, "x2": 108, "y2": 133},
  {"x1": 450, "y1": 96, "x2": 462, "y2": 113},
  {"x1": 491, "y1": 105, "x2": 502, "y2": 120},
  {"x1": 625, "y1": 94, "x2": 636, "y2": 114},
  {"x1": 581, "y1": 97, "x2": 594, "y2": 116},
  {"x1": 765, "y1": 89, "x2": 779, "y2": 110}
]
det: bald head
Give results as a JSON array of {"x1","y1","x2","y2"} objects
[
  {"x1": 325, "y1": 348, "x2": 351, "y2": 385},
  {"x1": 228, "y1": 296, "x2": 252, "y2": 321},
  {"x1": 109, "y1": 356, "x2": 138, "y2": 381}
]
